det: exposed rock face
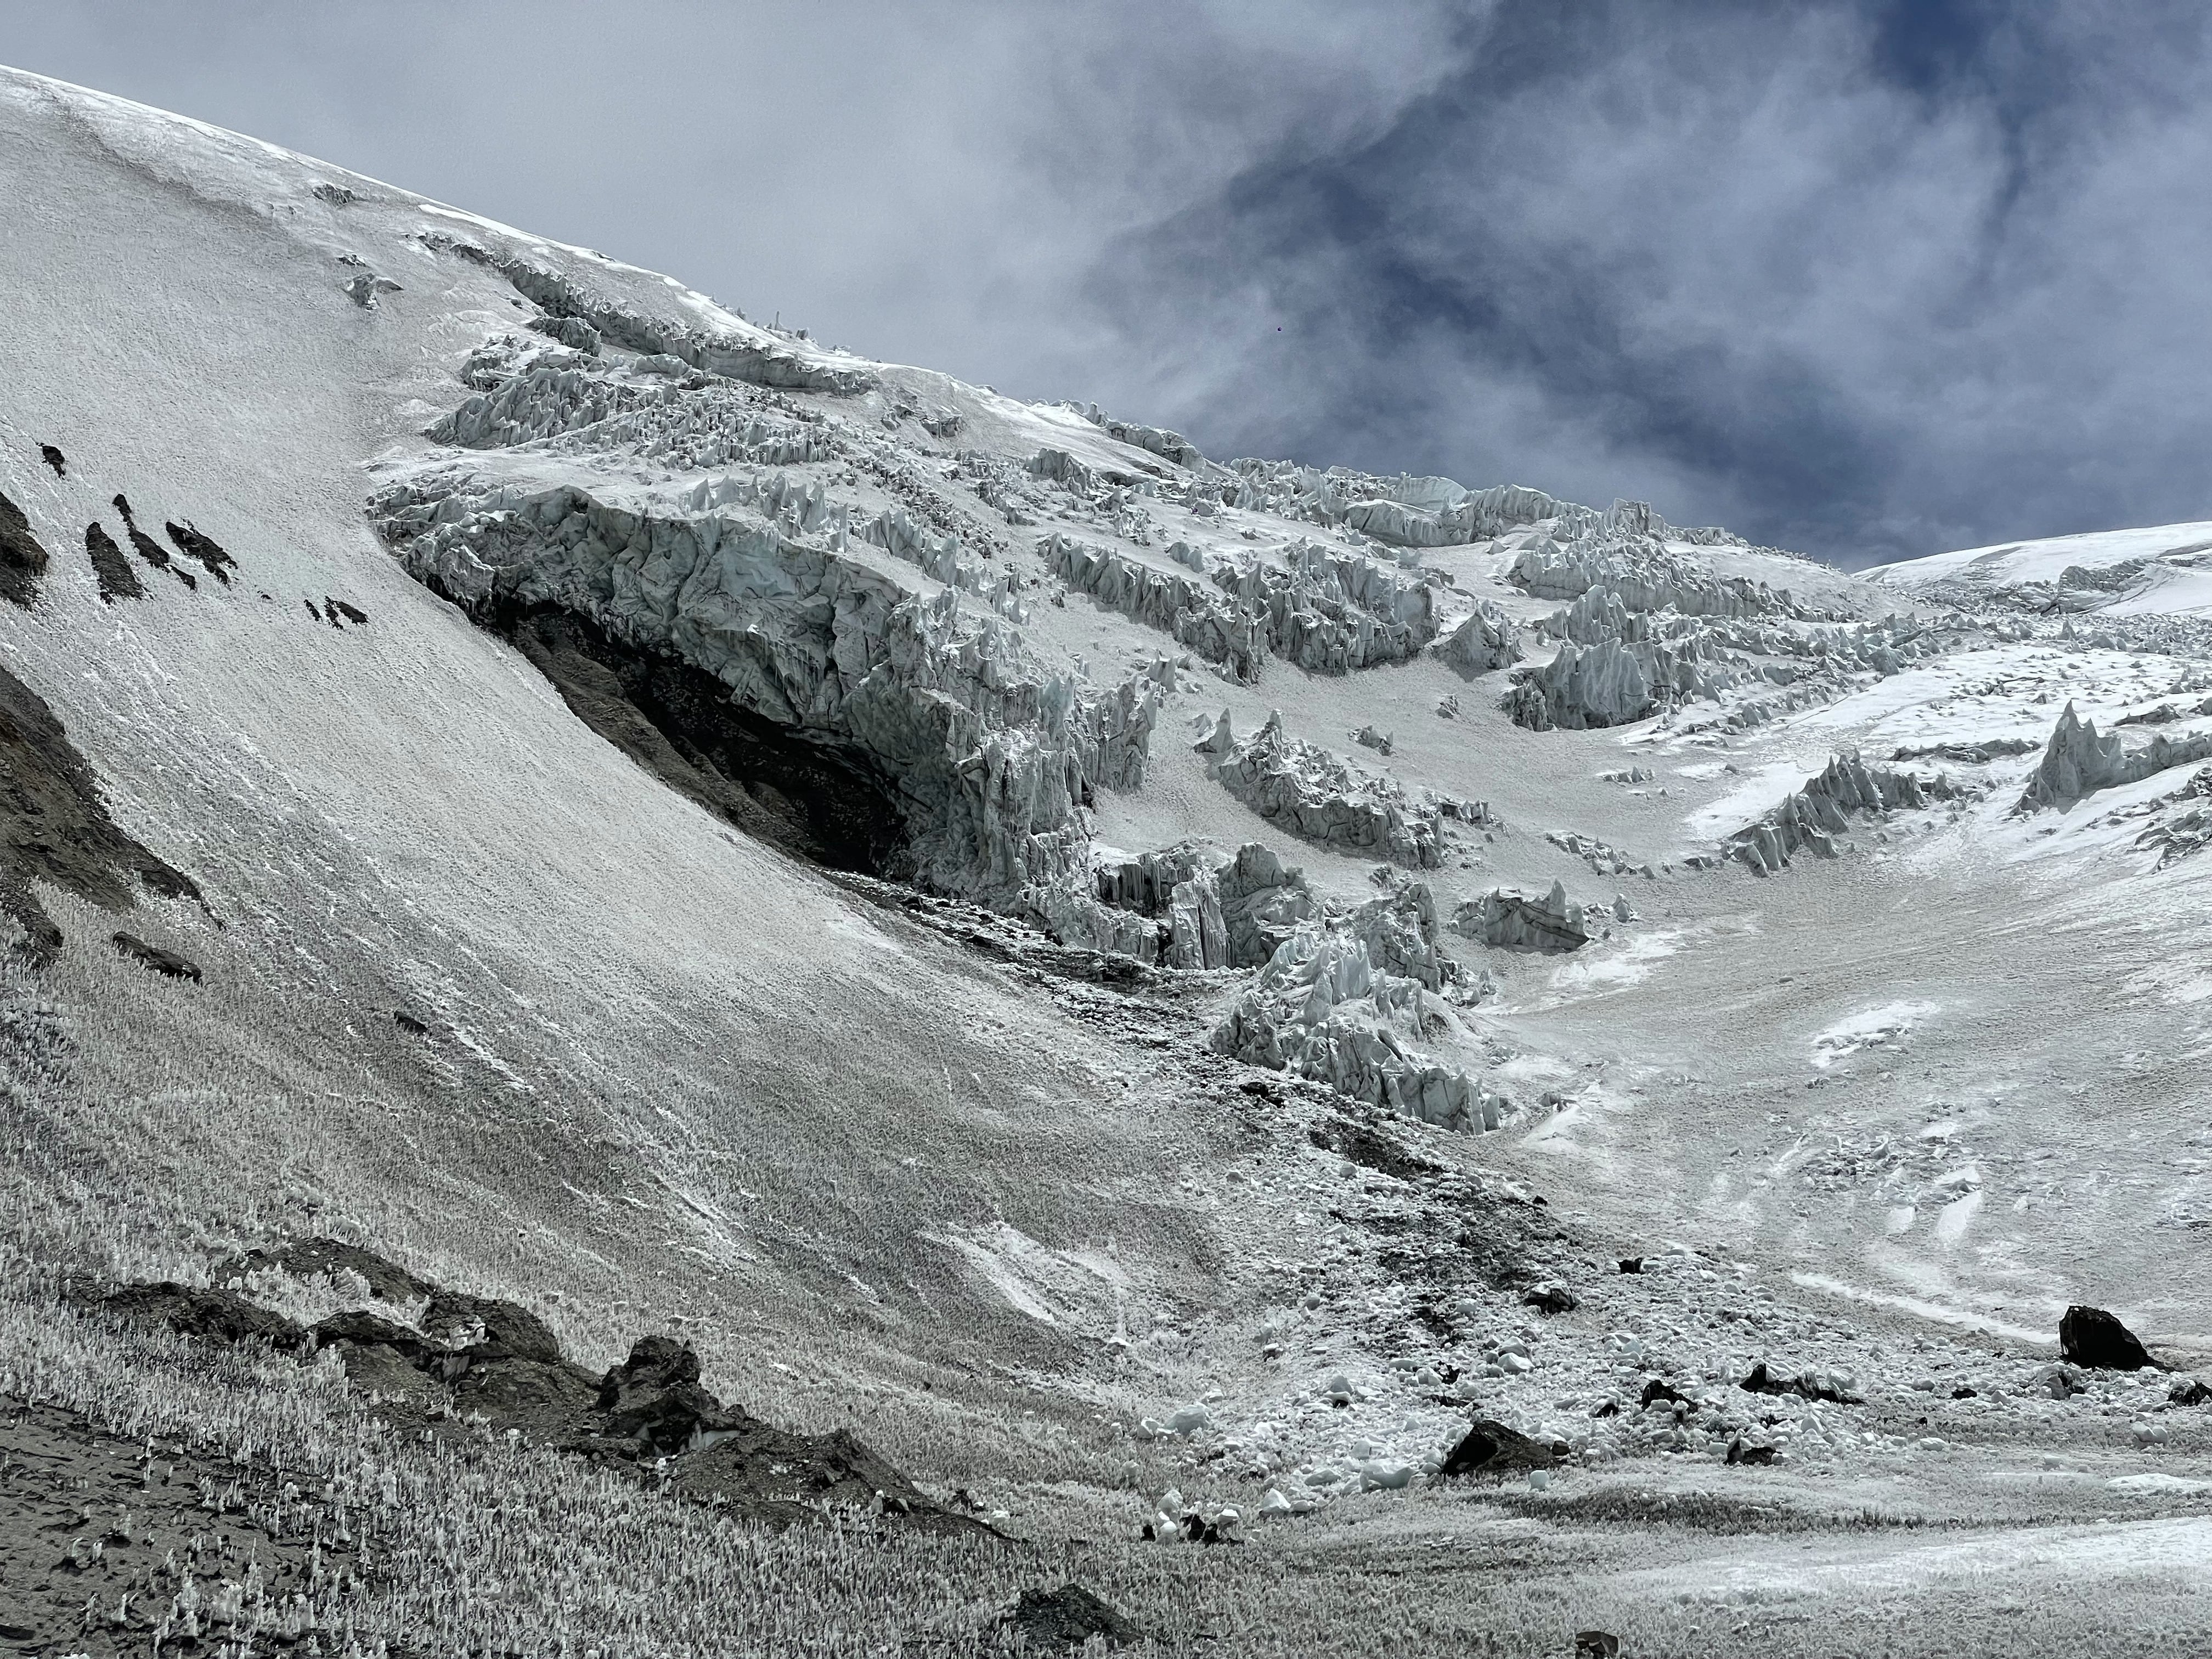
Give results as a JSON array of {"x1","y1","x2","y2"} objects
[
  {"x1": 97, "y1": 1249, "x2": 979, "y2": 1533},
  {"x1": 0, "y1": 488, "x2": 49, "y2": 607},
  {"x1": 163, "y1": 519, "x2": 236, "y2": 584},
  {"x1": 82, "y1": 521, "x2": 142, "y2": 602},
  {"x1": 1436, "y1": 601, "x2": 1522, "y2": 677},
  {"x1": 2060, "y1": 1304, "x2": 2155, "y2": 1371},
  {"x1": 1435, "y1": 1418, "x2": 1566, "y2": 1477},
  {"x1": 2018, "y1": 701, "x2": 2212, "y2": 810},
  {"x1": 0, "y1": 664, "x2": 205, "y2": 966},
  {"x1": 1455, "y1": 882, "x2": 1589, "y2": 952},
  {"x1": 1210, "y1": 712, "x2": 1442, "y2": 868},
  {"x1": 371, "y1": 473, "x2": 1154, "y2": 905},
  {"x1": 1729, "y1": 753, "x2": 1953, "y2": 873},
  {"x1": 113, "y1": 494, "x2": 183, "y2": 584}
]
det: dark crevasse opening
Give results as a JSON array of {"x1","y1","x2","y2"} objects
[{"x1": 492, "y1": 603, "x2": 908, "y2": 874}]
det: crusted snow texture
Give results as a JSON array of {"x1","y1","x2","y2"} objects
[
  {"x1": 1078, "y1": 840, "x2": 1316, "y2": 968},
  {"x1": 1210, "y1": 712, "x2": 1442, "y2": 868},
  {"x1": 1042, "y1": 533, "x2": 1263, "y2": 680},
  {"x1": 1508, "y1": 639, "x2": 1668, "y2": 731},
  {"x1": 2018, "y1": 701, "x2": 2212, "y2": 810},
  {"x1": 429, "y1": 337, "x2": 838, "y2": 468},
  {"x1": 427, "y1": 234, "x2": 876, "y2": 395},
  {"x1": 1221, "y1": 461, "x2": 1740, "y2": 551},
  {"x1": 1210, "y1": 900, "x2": 1498, "y2": 1133},
  {"x1": 1209, "y1": 543, "x2": 1442, "y2": 674},
  {"x1": 1436, "y1": 601, "x2": 1523, "y2": 678},
  {"x1": 1509, "y1": 534, "x2": 1809, "y2": 618},
  {"x1": 1059, "y1": 402, "x2": 1217, "y2": 474},
  {"x1": 370, "y1": 473, "x2": 1155, "y2": 902},
  {"x1": 1729, "y1": 754, "x2": 1951, "y2": 873},
  {"x1": 1454, "y1": 882, "x2": 1589, "y2": 952}
]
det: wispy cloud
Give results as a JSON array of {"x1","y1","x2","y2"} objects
[{"x1": 5, "y1": 2, "x2": 2210, "y2": 564}]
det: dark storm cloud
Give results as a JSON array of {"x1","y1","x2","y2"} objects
[{"x1": 5, "y1": 2, "x2": 2210, "y2": 565}]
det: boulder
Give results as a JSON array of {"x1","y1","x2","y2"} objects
[
  {"x1": 2059, "y1": 1304, "x2": 2155, "y2": 1371},
  {"x1": 1435, "y1": 1418, "x2": 1564, "y2": 1478}
]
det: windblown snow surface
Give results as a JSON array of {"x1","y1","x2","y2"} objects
[{"x1": 6, "y1": 63, "x2": 2212, "y2": 1655}]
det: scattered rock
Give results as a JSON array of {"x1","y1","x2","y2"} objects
[
  {"x1": 1640, "y1": 1379, "x2": 1692, "y2": 1410},
  {"x1": 111, "y1": 932, "x2": 200, "y2": 980},
  {"x1": 2168, "y1": 1377, "x2": 2210, "y2": 1406},
  {"x1": 112, "y1": 493, "x2": 188, "y2": 585},
  {"x1": 83, "y1": 522, "x2": 143, "y2": 602},
  {"x1": 1523, "y1": 1281, "x2": 1579, "y2": 1314},
  {"x1": 39, "y1": 444, "x2": 65, "y2": 476},
  {"x1": 2060, "y1": 1304, "x2": 2155, "y2": 1372},
  {"x1": 1618, "y1": 1256, "x2": 1644, "y2": 1274},
  {"x1": 998, "y1": 1584, "x2": 1145, "y2": 1650},
  {"x1": 0, "y1": 488, "x2": 50, "y2": 607},
  {"x1": 165, "y1": 519, "x2": 236, "y2": 584},
  {"x1": 92, "y1": 1251, "x2": 980, "y2": 1533},
  {"x1": 312, "y1": 180, "x2": 357, "y2": 204},
  {"x1": 1435, "y1": 1418, "x2": 1565, "y2": 1479},
  {"x1": 1740, "y1": 1360, "x2": 1860, "y2": 1404},
  {"x1": 1575, "y1": 1630, "x2": 1621, "y2": 1658}
]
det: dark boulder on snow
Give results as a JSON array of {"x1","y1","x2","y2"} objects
[{"x1": 2061, "y1": 1305, "x2": 2155, "y2": 1371}]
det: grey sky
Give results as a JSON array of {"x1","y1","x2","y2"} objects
[{"x1": 5, "y1": 2, "x2": 2209, "y2": 566}]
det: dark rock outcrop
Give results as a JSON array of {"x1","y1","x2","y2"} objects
[
  {"x1": 224, "y1": 1237, "x2": 435, "y2": 1303},
  {"x1": 1435, "y1": 1418, "x2": 1565, "y2": 1478},
  {"x1": 0, "y1": 489, "x2": 49, "y2": 607},
  {"x1": 83, "y1": 522, "x2": 143, "y2": 602},
  {"x1": 97, "y1": 1282, "x2": 302, "y2": 1348},
  {"x1": 0, "y1": 665, "x2": 205, "y2": 966},
  {"x1": 998, "y1": 1584, "x2": 1145, "y2": 1652},
  {"x1": 1740, "y1": 1361, "x2": 1860, "y2": 1404},
  {"x1": 92, "y1": 1248, "x2": 979, "y2": 1533},
  {"x1": 2060, "y1": 1305, "x2": 2155, "y2": 1372},
  {"x1": 164, "y1": 519, "x2": 236, "y2": 584},
  {"x1": 113, "y1": 494, "x2": 188, "y2": 585},
  {"x1": 112, "y1": 932, "x2": 200, "y2": 980}
]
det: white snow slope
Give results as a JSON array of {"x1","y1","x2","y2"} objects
[{"x1": 6, "y1": 65, "x2": 2212, "y2": 1626}]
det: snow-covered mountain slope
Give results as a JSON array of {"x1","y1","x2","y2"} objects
[
  {"x1": 1867, "y1": 520, "x2": 2212, "y2": 619},
  {"x1": 7, "y1": 64, "x2": 2212, "y2": 1633}
]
